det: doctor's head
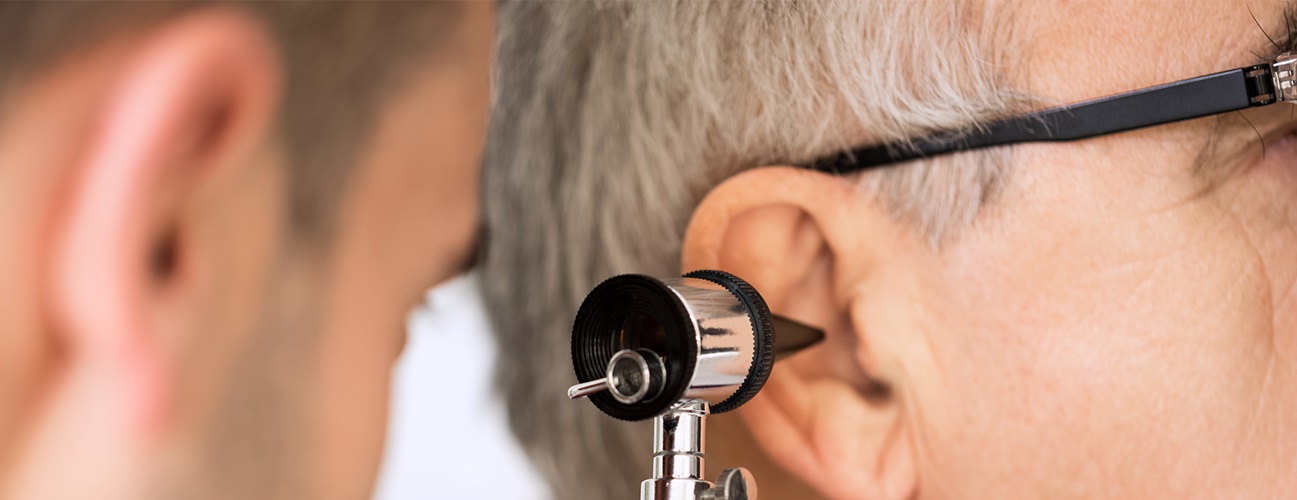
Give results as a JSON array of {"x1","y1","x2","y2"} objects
[
  {"x1": 486, "y1": 1, "x2": 1297, "y2": 498},
  {"x1": 0, "y1": 3, "x2": 491, "y2": 499}
]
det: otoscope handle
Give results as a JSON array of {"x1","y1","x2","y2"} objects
[{"x1": 639, "y1": 401, "x2": 757, "y2": 500}]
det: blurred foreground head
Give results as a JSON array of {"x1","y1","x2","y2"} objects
[
  {"x1": 486, "y1": 1, "x2": 1297, "y2": 498},
  {"x1": 0, "y1": 3, "x2": 491, "y2": 499}
]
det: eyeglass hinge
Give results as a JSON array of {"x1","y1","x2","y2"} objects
[
  {"x1": 1245, "y1": 64, "x2": 1277, "y2": 105},
  {"x1": 1268, "y1": 52, "x2": 1297, "y2": 104}
]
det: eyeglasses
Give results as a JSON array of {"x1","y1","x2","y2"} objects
[{"x1": 808, "y1": 52, "x2": 1297, "y2": 173}]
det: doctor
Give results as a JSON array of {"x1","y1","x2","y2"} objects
[{"x1": 0, "y1": 3, "x2": 492, "y2": 499}]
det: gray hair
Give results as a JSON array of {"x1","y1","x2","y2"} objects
[{"x1": 480, "y1": 1, "x2": 1030, "y2": 498}]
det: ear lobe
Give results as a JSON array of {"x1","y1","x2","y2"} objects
[
  {"x1": 47, "y1": 8, "x2": 280, "y2": 434},
  {"x1": 681, "y1": 167, "x2": 918, "y2": 499}
]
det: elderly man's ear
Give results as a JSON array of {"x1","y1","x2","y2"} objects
[{"x1": 681, "y1": 167, "x2": 931, "y2": 500}]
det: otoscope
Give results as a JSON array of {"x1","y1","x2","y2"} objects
[{"x1": 567, "y1": 270, "x2": 824, "y2": 500}]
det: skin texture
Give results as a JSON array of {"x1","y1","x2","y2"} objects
[
  {"x1": 0, "y1": 4, "x2": 491, "y2": 499},
  {"x1": 685, "y1": 1, "x2": 1297, "y2": 498}
]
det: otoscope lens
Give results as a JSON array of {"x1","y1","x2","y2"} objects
[
  {"x1": 610, "y1": 355, "x2": 646, "y2": 401},
  {"x1": 606, "y1": 348, "x2": 666, "y2": 404}
]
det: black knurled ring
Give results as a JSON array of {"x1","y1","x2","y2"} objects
[{"x1": 683, "y1": 269, "x2": 775, "y2": 414}]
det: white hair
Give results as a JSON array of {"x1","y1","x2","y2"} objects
[{"x1": 480, "y1": 1, "x2": 1030, "y2": 498}]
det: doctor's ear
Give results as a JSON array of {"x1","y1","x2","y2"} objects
[
  {"x1": 47, "y1": 7, "x2": 282, "y2": 434},
  {"x1": 680, "y1": 167, "x2": 925, "y2": 500}
]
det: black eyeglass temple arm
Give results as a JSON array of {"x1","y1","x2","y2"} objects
[{"x1": 812, "y1": 53, "x2": 1297, "y2": 173}]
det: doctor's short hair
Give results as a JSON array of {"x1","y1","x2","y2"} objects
[
  {"x1": 0, "y1": 2, "x2": 463, "y2": 243},
  {"x1": 480, "y1": 1, "x2": 1033, "y2": 498}
]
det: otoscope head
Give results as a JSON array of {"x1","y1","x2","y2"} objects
[{"x1": 569, "y1": 270, "x2": 795, "y2": 421}]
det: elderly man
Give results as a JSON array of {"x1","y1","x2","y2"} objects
[
  {"x1": 484, "y1": 1, "x2": 1297, "y2": 498},
  {"x1": 0, "y1": 3, "x2": 490, "y2": 499}
]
